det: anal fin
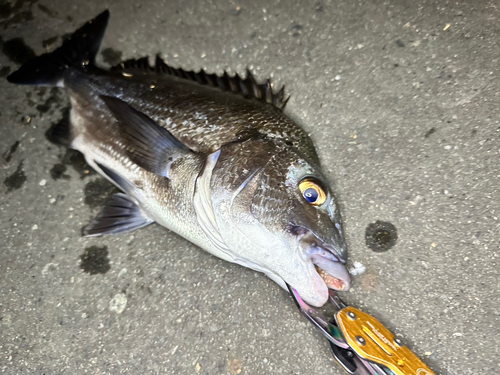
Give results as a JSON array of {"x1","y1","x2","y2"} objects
[
  {"x1": 83, "y1": 193, "x2": 153, "y2": 237},
  {"x1": 96, "y1": 162, "x2": 135, "y2": 194}
]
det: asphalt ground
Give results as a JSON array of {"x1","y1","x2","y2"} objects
[{"x1": 1, "y1": 0, "x2": 498, "y2": 374}]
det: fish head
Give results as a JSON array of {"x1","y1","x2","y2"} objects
[
  {"x1": 258, "y1": 149, "x2": 350, "y2": 306},
  {"x1": 285, "y1": 165, "x2": 351, "y2": 305},
  {"x1": 214, "y1": 139, "x2": 350, "y2": 307}
]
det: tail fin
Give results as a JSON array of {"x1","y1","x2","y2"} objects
[{"x1": 7, "y1": 10, "x2": 110, "y2": 86}]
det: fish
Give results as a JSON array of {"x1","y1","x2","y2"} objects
[{"x1": 7, "y1": 10, "x2": 350, "y2": 307}]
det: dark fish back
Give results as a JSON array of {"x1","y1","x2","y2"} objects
[{"x1": 65, "y1": 66, "x2": 319, "y2": 163}]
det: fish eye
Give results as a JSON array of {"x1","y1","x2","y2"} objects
[{"x1": 299, "y1": 179, "x2": 327, "y2": 206}]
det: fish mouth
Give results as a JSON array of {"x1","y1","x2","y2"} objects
[
  {"x1": 311, "y1": 254, "x2": 350, "y2": 291},
  {"x1": 294, "y1": 226, "x2": 351, "y2": 292}
]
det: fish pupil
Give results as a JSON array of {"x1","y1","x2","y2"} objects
[{"x1": 304, "y1": 188, "x2": 318, "y2": 203}]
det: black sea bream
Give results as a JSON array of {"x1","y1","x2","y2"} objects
[{"x1": 8, "y1": 11, "x2": 350, "y2": 307}]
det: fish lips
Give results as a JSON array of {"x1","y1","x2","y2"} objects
[
  {"x1": 295, "y1": 228, "x2": 351, "y2": 293},
  {"x1": 291, "y1": 253, "x2": 350, "y2": 307},
  {"x1": 310, "y1": 254, "x2": 351, "y2": 292}
]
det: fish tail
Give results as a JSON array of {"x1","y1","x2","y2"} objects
[{"x1": 7, "y1": 10, "x2": 110, "y2": 86}]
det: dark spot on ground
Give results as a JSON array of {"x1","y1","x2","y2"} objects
[
  {"x1": 37, "y1": 4, "x2": 56, "y2": 17},
  {"x1": 80, "y1": 245, "x2": 111, "y2": 275},
  {"x1": 424, "y1": 127, "x2": 436, "y2": 138},
  {"x1": 365, "y1": 221, "x2": 398, "y2": 252},
  {"x1": 36, "y1": 87, "x2": 47, "y2": 97},
  {"x1": 42, "y1": 36, "x2": 58, "y2": 49},
  {"x1": 84, "y1": 178, "x2": 118, "y2": 209},
  {"x1": 25, "y1": 92, "x2": 36, "y2": 106},
  {"x1": 291, "y1": 23, "x2": 303, "y2": 37},
  {"x1": 2, "y1": 38, "x2": 35, "y2": 64},
  {"x1": 395, "y1": 39, "x2": 405, "y2": 48},
  {"x1": 50, "y1": 163, "x2": 70, "y2": 180},
  {"x1": 315, "y1": 1, "x2": 324, "y2": 13},
  {"x1": 471, "y1": 129, "x2": 477, "y2": 136},
  {"x1": 36, "y1": 87, "x2": 61, "y2": 114},
  {"x1": 0, "y1": 2, "x2": 13, "y2": 18},
  {"x1": 0, "y1": 0, "x2": 37, "y2": 27},
  {"x1": 1, "y1": 10, "x2": 33, "y2": 28},
  {"x1": 3, "y1": 141, "x2": 20, "y2": 162},
  {"x1": 101, "y1": 47, "x2": 122, "y2": 66},
  {"x1": 0, "y1": 66, "x2": 11, "y2": 77},
  {"x1": 47, "y1": 148, "x2": 96, "y2": 180},
  {"x1": 4, "y1": 161, "x2": 27, "y2": 193},
  {"x1": 64, "y1": 150, "x2": 96, "y2": 179}
]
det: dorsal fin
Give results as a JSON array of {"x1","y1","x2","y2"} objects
[{"x1": 110, "y1": 55, "x2": 290, "y2": 111}]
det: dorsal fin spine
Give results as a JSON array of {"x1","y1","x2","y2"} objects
[{"x1": 111, "y1": 56, "x2": 290, "y2": 111}]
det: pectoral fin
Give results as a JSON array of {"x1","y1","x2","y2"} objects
[
  {"x1": 83, "y1": 193, "x2": 153, "y2": 237},
  {"x1": 101, "y1": 95, "x2": 190, "y2": 177}
]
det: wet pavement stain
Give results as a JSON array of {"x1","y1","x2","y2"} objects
[
  {"x1": 4, "y1": 160, "x2": 27, "y2": 193},
  {"x1": 0, "y1": 3, "x2": 12, "y2": 18},
  {"x1": 65, "y1": 150, "x2": 96, "y2": 179},
  {"x1": 2, "y1": 38, "x2": 35, "y2": 64},
  {"x1": 84, "y1": 178, "x2": 118, "y2": 209},
  {"x1": 68, "y1": 151, "x2": 96, "y2": 178},
  {"x1": 0, "y1": 0, "x2": 37, "y2": 29},
  {"x1": 3, "y1": 140, "x2": 20, "y2": 162},
  {"x1": 365, "y1": 221, "x2": 398, "y2": 252},
  {"x1": 101, "y1": 47, "x2": 122, "y2": 65},
  {"x1": 36, "y1": 87, "x2": 62, "y2": 114},
  {"x1": 0, "y1": 66, "x2": 11, "y2": 77},
  {"x1": 50, "y1": 163, "x2": 70, "y2": 180},
  {"x1": 48, "y1": 149, "x2": 96, "y2": 180},
  {"x1": 36, "y1": 87, "x2": 46, "y2": 97},
  {"x1": 80, "y1": 245, "x2": 111, "y2": 275}
]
